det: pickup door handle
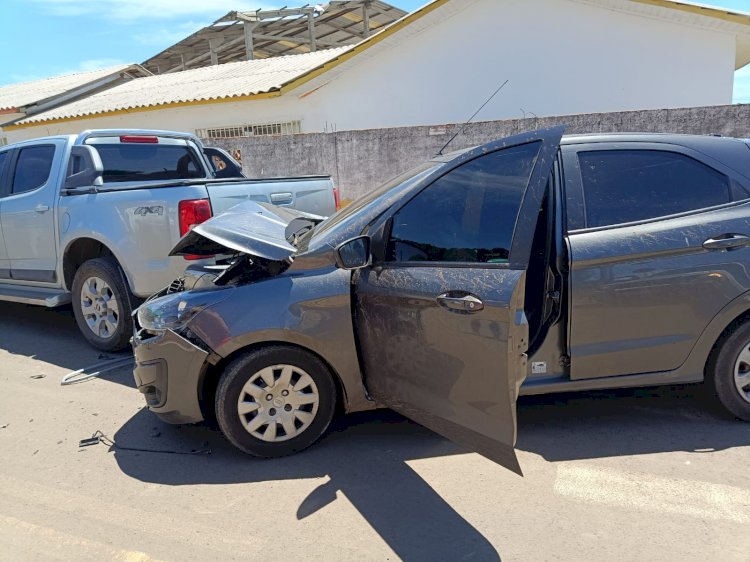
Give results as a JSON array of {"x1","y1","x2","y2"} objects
[
  {"x1": 34, "y1": 204, "x2": 50, "y2": 213},
  {"x1": 703, "y1": 234, "x2": 750, "y2": 250},
  {"x1": 436, "y1": 293, "x2": 484, "y2": 313},
  {"x1": 270, "y1": 192, "x2": 293, "y2": 205}
]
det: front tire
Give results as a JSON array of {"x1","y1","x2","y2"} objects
[
  {"x1": 71, "y1": 257, "x2": 135, "y2": 352},
  {"x1": 215, "y1": 346, "x2": 337, "y2": 457},
  {"x1": 710, "y1": 321, "x2": 750, "y2": 421}
]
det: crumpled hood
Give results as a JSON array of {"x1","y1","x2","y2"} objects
[{"x1": 170, "y1": 201, "x2": 325, "y2": 261}]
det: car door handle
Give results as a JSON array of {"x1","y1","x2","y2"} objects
[
  {"x1": 703, "y1": 234, "x2": 750, "y2": 250},
  {"x1": 34, "y1": 204, "x2": 50, "y2": 213},
  {"x1": 436, "y1": 293, "x2": 484, "y2": 313}
]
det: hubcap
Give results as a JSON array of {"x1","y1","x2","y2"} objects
[
  {"x1": 80, "y1": 276, "x2": 119, "y2": 339},
  {"x1": 733, "y1": 344, "x2": 750, "y2": 404},
  {"x1": 236, "y1": 364, "x2": 320, "y2": 442}
]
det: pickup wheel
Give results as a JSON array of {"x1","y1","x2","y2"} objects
[
  {"x1": 215, "y1": 346, "x2": 337, "y2": 457},
  {"x1": 709, "y1": 321, "x2": 750, "y2": 421},
  {"x1": 71, "y1": 257, "x2": 135, "y2": 352}
]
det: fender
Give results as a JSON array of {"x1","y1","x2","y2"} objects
[
  {"x1": 678, "y1": 288, "x2": 750, "y2": 380},
  {"x1": 60, "y1": 232, "x2": 136, "y2": 294},
  {"x1": 187, "y1": 269, "x2": 375, "y2": 415}
]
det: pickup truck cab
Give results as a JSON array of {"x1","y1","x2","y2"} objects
[
  {"x1": 133, "y1": 127, "x2": 750, "y2": 473},
  {"x1": 0, "y1": 129, "x2": 336, "y2": 350}
]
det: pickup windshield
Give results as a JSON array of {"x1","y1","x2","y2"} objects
[{"x1": 93, "y1": 143, "x2": 204, "y2": 183}]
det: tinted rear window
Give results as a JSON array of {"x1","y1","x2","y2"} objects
[
  {"x1": 579, "y1": 150, "x2": 741, "y2": 228},
  {"x1": 94, "y1": 144, "x2": 203, "y2": 183}
]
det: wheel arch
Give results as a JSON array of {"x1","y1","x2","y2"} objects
[
  {"x1": 704, "y1": 308, "x2": 750, "y2": 376},
  {"x1": 62, "y1": 237, "x2": 133, "y2": 292},
  {"x1": 685, "y1": 288, "x2": 750, "y2": 382},
  {"x1": 199, "y1": 341, "x2": 350, "y2": 421}
]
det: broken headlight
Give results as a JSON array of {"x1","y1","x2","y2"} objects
[{"x1": 136, "y1": 287, "x2": 234, "y2": 333}]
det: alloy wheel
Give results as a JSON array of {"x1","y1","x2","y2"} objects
[{"x1": 80, "y1": 276, "x2": 119, "y2": 339}]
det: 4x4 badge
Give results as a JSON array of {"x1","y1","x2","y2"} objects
[{"x1": 134, "y1": 206, "x2": 164, "y2": 216}]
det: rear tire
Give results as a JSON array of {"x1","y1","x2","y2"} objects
[
  {"x1": 709, "y1": 321, "x2": 750, "y2": 421},
  {"x1": 215, "y1": 346, "x2": 337, "y2": 457},
  {"x1": 71, "y1": 257, "x2": 135, "y2": 352}
]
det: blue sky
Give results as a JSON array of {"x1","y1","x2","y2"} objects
[{"x1": 1, "y1": 0, "x2": 749, "y2": 102}]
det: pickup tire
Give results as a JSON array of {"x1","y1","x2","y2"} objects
[
  {"x1": 71, "y1": 257, "x2": 135, "y2": 352},
  {"x1": 710, "y1": 321, "x2": 750, "y2": 421},
  {"x1": 215, "y1": 346, "x2": 337, "y2": 457}
]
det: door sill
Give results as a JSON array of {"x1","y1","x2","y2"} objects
[{"x1": 520, "y1": 370, "x2": 702, "y2": 396}]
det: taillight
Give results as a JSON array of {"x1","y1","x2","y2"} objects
[
  {"x1": 333, "y1": 187, "x2": 341, "y2": 210},
  {"x1": 119, "y1": 135, "x2": 159, "y2": 143},
  {"x1": 178, "y1": 199, "x2": 212, "y2": 260},
  {"x1": 178, "y1": 199, "x2": 212, "y2": 236}
]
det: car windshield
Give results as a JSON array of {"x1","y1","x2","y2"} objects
[{"x1": 309, "y1": 161, "x2": 441, "y2": 241}]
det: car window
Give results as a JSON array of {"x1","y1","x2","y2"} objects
[
  {"x1": 578, "y1": 149, "x2": 743, "y2": 228},
  {"x1": 94, "y1": 144, "x2": 203, "y2": 183},
  {"x1": 387, "y1": 142, "x2": 541, "y2": 264},
  {"x1": 11, "y1": 145, "x2": 55, "y2": 195},
  {"x1": 0, "y1": 151, "x2": 7, "y2": 196}
]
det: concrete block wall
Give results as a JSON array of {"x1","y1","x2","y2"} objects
[{"x1": 209, "y1": 103, "x2": 750, "y2": 201}]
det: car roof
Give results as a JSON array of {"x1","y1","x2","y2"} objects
[
  {"x1": 435, "y1": 131, "x2": 750, "y2": 179},
  {"x1": 561, "y1": 132, "x2": 750, "y2": 178},
  {"x1": 561, "y1": 131, "x2": 746, "y2": 147}
]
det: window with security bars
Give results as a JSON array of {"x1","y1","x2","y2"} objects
[{"x1": 196, "y1": 121, "x2": 301, "y2": 139}]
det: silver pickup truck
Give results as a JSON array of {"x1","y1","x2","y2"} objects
[{"x1": 0, "y1": 129, "x2": 336, "y2": 351}]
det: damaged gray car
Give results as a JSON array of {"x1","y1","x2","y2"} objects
[{"x1": 133, "y1": 126, "x2": 750, "y2": 473}]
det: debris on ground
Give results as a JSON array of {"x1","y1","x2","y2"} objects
[
  {"x1": 78, "y1": 430, "x2": 211, "y2": 455},
  {"x1": 60, "y1": 357, "x2": 134, "y2": 385}
]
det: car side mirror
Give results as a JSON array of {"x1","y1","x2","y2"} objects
[
  {"x1": 335, "y1": 236, "x2": 371, "y2": 270},
  {"x1": 64, "y1": 145, "x2": 104, "y2": 190}
]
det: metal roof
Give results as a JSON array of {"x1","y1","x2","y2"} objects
[
  {"x1": 142, "y1": 1, "x2": 406, "y2": 75},
  {"x1": 14, "y1": 47, "x2": 353, "y2": 125},
  {"x1": 0, "y1": 64, "x2": 151, "y2": 113},
  {"x1": 8, "y1": 0, "x2": 750, "y2": 129}
]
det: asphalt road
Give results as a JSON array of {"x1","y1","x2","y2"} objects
[{"x1": 0, "y1": 301, "x2": 748, "y2": 561}]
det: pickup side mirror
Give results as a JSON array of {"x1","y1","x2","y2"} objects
[
  {"x1": 204, "y1": 147, "x2": 246, "y2": 179},
  {"x1": 335, "y1": 236, "x2": 372, "y2": 270},
  {"x1": 64, "y1": 145, "x2": 104, "y2": 190}
]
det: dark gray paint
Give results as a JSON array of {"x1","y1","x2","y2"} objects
[
  {"x1": 567, "y1": 203, "x2": 750, "y2": 379},
  {"x1": 561, "y1": 139, "x2": 750, "y2": 380},
  {"x1": 352, "y1": 128, "x2": 563, "y2": 473},
  {"x1": 135, "y1": 128, "x2": 750, "y2": 472}
]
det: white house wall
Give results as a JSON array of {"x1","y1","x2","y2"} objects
[
  {"x1": 5, "y1": 0, "x2": 739, "y2": 143},
  {"x1": 302, "y1": 0, "x2": 737, "y2": 130}
]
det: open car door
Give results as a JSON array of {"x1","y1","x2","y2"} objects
[{"x1": 354, "y1": 126, "x2": 564, "y2": 475}]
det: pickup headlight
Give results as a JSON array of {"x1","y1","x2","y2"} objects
[{"x1": 137, "y1": 288, "x2": 233, "y2": 333}]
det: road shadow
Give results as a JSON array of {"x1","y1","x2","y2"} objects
[
  {"x1": 0, "y1": 302, "x2": 133, "y2": 386},
  {"x1": 516, "y1": 383, "x2": 750, "y2": 461},
  {"x1": 113, "y1": 409, "x2": 501, "y2": 561},
  {"x1": 110, "y1": 383, "x2": 749, "y2": 560}
]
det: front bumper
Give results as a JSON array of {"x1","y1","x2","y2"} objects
[{"x1": 132, "y1": 329, "x2": 210, "y2": 424}]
